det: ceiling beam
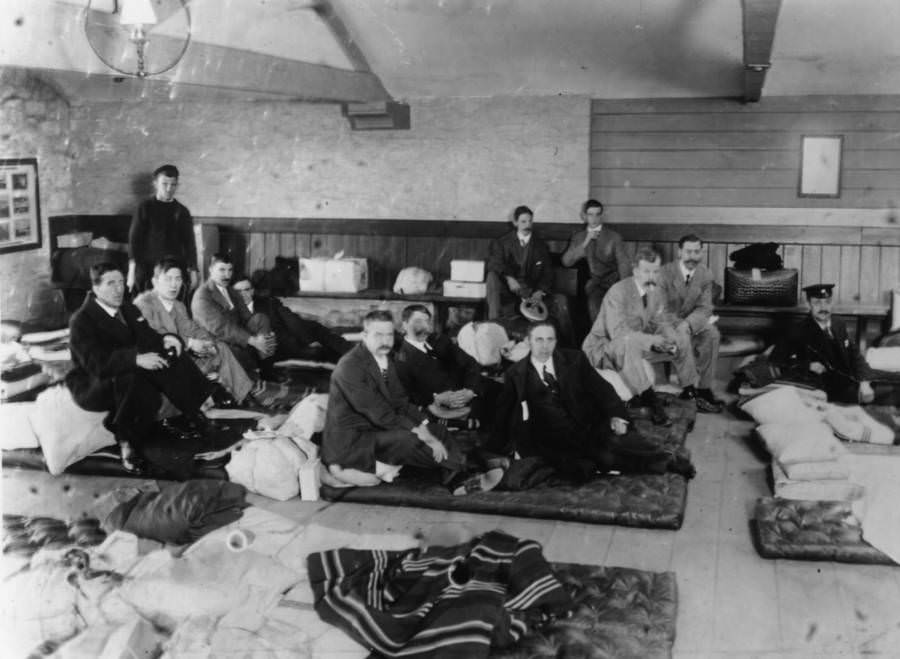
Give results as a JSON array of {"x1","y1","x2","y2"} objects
[{"x1": 741, "y1": 0, "x2": 783, "y2": 102}]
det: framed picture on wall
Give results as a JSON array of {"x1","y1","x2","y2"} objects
[
  {"x1": 0, "y1": 158, "x2": 41, "y2": 254},
  {"x1": 799, "y1": 136, "x2": 843, "y2": 198}
]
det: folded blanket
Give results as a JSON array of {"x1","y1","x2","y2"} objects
[
  {"x1": 106, "y1": 480, "x2": 249, "y2": 544},
  {"x1": 757, "y1": 422, "x2": 846, "y2": 464},
  {"x1": 825, "y1": 404, "x2": 894, "y2": 445},
  {"x1": 780, "y1": 458, "x2": 850, "y2": 481},
  {"x1": 772, "y1": 461, "x2": 864, "y2": 502},
  {"x1": 866, "y1": 346, "x2": 900, "y2": 372}
]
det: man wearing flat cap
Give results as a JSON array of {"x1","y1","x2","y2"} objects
[{"x1": 771, "y1": 283, "x2": 874, "y2": 403}]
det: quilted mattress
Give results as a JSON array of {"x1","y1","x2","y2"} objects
[{"x1": 753, "y1": 497, "x2": 897, "y2": 565}]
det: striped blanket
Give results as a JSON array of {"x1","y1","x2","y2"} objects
[{"x1": 307, "y1": 531, "x2": 572, "y2": 658}]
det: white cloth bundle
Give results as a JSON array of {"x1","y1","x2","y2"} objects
[{"x1": 865, "y1": 346, "x2": 900, "y2": 372}]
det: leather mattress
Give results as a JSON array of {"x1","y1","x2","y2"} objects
[{"x1": 753, "y1": 497, "x2": 896, "y2": 565}]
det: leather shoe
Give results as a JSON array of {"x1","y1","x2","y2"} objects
[
  {"x1": 210, "y1": 385, "x2": 239, "y2": 410},
  {"x1": 667, "y1": 451, "x2": 696, "y2": 479},
  {"x1": 694, "y1": 396, "x2": 722, "y2": 414},
  {"x1": 118, "y1": 441, "x2": 146, "y2": 474}
]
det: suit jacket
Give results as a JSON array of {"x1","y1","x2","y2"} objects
[
  {"x1": 191, "y1": 279, "x2": 254, "y2": 346},
  {"x1": 561, "y1": 227, "x2": 631, "y2": 287},
  {"x1": 491, "y1": 348, "x2": 627, "y2": 456},
  {"x1": 66, "y1": 293, "x2": 169, "y2": 410},
  {"x1": 770, "y1": 315, "x2": 866, "y2": 397},
  {"x1": 322, "y1": 343, "x2": 426, "y2": 471},
  {"x1": 394, "y1": 334, "x2": 483, "y2": 406},
  {"x1": 486, "y1": 230, "x2": 554, "y2": 294},
  {"x1": 657, "y1": 262, "x2": 715, "y2": 334},
  {"x1": 134, "y1": 291, "x2": 214, "y2": 342},
  {"x1": 582, "y1": 276, "x2": 668, "y2": 366}
]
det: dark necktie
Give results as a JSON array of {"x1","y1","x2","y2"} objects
[
  {"x1": 543, "y1": 366, "x2": 560, "y2": 395},
  {"x1": 641, "y1": 294, "x2": 648, "y2": 309},
  {"x1": 115, "y1": 310, "x2": 127, "y2": 326},
  {"x1": 825, "y1": 325, "x2": 834, "y2": 340},
  {"x1": 423, "y1": 343, "x2": 436, "y2": 358},
  {"x1": 685, "y1": 273, "x2": 692, "y2": 286},
  {"x1": 381, "y1": 367, "x2": 389, "y2": 384}
]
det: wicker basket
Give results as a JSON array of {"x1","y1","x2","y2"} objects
[{"x1": 725, "y1": 268, "x2": 798, "y2": 306}]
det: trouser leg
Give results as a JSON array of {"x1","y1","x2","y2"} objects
[
  {"x1": 667, "y1": 325, "x2": 699, "y2": 388},
  {"x1": 368, "y1": 424, "x2": 466, "y2": 475},
  {"x1": 140, "y1": 352, "x2": 215, "y2": 413},
  {"x1": 693, "y1": 324, "x2": 720, "y2": 390},
  {"x1": 585, "y1": 281, "x2": 610, "y2": 323},
  {"x1": 485, "y1": 271, "x2": 505, "y2": 320},
  {"x1": 206, "y1": 344, "x2": 254, "y2": 402},
  {"x1": 604, "y1": 335, "x2": 653, "y2": 395},
  {"x1": 545, "y1": 293, "x2": 574, "y2": 346}
]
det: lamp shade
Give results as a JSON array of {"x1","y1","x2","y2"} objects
[{"x1": 120, "y1": 0, "x2": 157, "y2": 26}]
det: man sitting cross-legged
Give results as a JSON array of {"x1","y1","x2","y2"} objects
[
  {"x1": 66, "y1": 262, "x2": 218, "y2": 473},
  {"x1": 489, "y1": 321, "x2": 695, "y2": 483},
  {"x1": 321, "y1": 310, "x2": 502, "y2": 494},
  {"x1": 394, "y1": 304, "x2": 502, "y2": 429},
  {"x1": 657, "y1": 234, "x2": 725, "y2": 412},
  {"x1": 134, "y1": 258, "x2": 260, "y2": 407},
  {"x1": 582, "y1": 247, "x2": 700, "y2": 426},
  {"x1": 191, "y1": 253, "x2": 276, "y2": 377}
]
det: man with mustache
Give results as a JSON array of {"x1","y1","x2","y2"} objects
[
  {"x1": 771, "y1": 283, "x2": 874, "y2": 403},
  {"x1": 561, "y1": 199, "x2": 631, "y2": 321},
  {"x1": 322, "y1": 310, "x2": 501, "y2": 493},
  {"x1": 191, "y1": 253, "x2": 276, "y2": 377},
  {"x1": 582, "y1": 247, "x2": 698, "y2": 426},
  {"x1": 657, "y1": 234, "x2": 723, "y2": 412}
]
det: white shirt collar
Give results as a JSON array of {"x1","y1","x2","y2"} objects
[
  {"x1": 245, "y1": 300, "x2": 254, "y2": 313},
  {"x1": 155, "y1": 293, "x2": 175, "y2": 313},
  {"x1": 679, "y1": 261, "x2": 695, "y2": 280},
  {"x1": 517, "y1": 232, "x2": 532, "y2": 246},
  {"x1": 404, "y1": 336, "x2": 431, "y2": 353},
  {"x1": 95, "y1": 298, "x2": 120, "y2": 318},
  {"x1": 373, "y1": 353, "x2": 389, "y2": 371},
  {"x1": 586, "y1": 224, "x2": 603, "y2": 234},
  {"x1": 215, "y1": 283, "x2": 234, "y2": 308},
  {"x1": 816, "y1": 320, "x2": 832, "y2": 333},
  {"x1": 531, "y1": 355, "x2": 555, "y2": 378},
  {"x1": 634, "y1": 279, "x2": 647, "y2": 297}
]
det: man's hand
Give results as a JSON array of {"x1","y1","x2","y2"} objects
[
  {"x1": 162, "y1": 335, "x2": 182, "y2": 357},
  {"x1": 809, "y1": 361, "x2": 827, "y2": 375},
  {"x1": 581, "y1": 230, "x2": 598, "y2": 247},
  {"x1": 136, "y1": 352, "x2": 168, "y2": 370},
  {"x1": 412, "y1": 424, "x2": 448, "y2": 462},
  {"x1": 506, "y1": 276, "x2": 522, "y2": 294},
  {"x1": 610, "y1": 417, "x2": 629, "y2": 435},
  {"x1": 248, "y1": 332, "x2": 277, "y2": 358},
  {"x1": 859, "y1": 380, "x2": 875, "y2": 404},
  {"x1": 530, "y1": 290, "x2": 546, "y2": 301},
  {"x1": 187, "y1": 338, "x2": 216, "y2": 357}
]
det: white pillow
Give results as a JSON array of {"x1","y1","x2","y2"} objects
[
  {"x1": 457, "y1": 321, "x2": 510, "y2": 366},
  {"x1": 0, "y1": 402, "x2": 40, "y2": 450},
  {"x1": 740, "y1": 386, "x2": 822, "y2": 425},
  {"x1": 279, "y1": 393, "x2": 328, "y2": 441},
  {"x1": 772, "y1": 461, "x2": 864, "y2": 502},
  {"x1": 225, "y1": 436, "x2": 308, "y2": 501},
  {"x1": 779, "y1": 458, "x2": 850, "y2": 481},
  {"x1": 29, "y1": 385, "x2": 116, "y2": 475},
  {"x1": 757, "y1": 422, "x2": 846, "y2": 464}
]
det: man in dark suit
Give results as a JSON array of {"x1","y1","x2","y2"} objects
[
  {"x1": 491, "y1": 321, "x2": 695, "y2": 483},
  {"x1": 561, "y1": 199, "x2": 631, "y2": 321},
  {"x1": 231, "y1": 272, "x2": 352, "y2": 364},
  {"x1": 394, "y1": 304, "x2": 500, "y2": 427},
  {"x1": 657, "y1": 234, "x2": 724, "y2": 412},
  {"x1": 66, "y1": 262, "x2": 217, "y2": 471},
  {"x1": 191, "y1": 253, "x2": 276, "y2": 376},
  {"x1": 771, "y1": 283, "x2": 874, "y2": 404},
  {"x1": 322, "y1": 310, "x2": 500, "y2": 493},
  {"x1": 486, "y1": 205, "x2": 572, "y2": 343}
]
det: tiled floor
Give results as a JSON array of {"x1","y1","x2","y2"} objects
[{"x1": 4, "y1": 407, "x2": 900, "y2": 657}]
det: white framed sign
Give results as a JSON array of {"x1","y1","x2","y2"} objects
[{"x1": 799, "y1": 136, "x2": 843, "y2": 198}]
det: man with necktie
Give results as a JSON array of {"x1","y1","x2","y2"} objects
[
  {"x1": 394, "y1": 304, "x2": 500, "y2": 428},
  {"x1": 582, "y1": 247, "x2": 698, "y2": 425},
  {"x1": 322, "y1": 310, "x2": 502, "y2": 493},
  {"x1": 771, "y1": 283, "x2": 874, "y2": 403},
  {"x1": 490, "y1": 321, "x2": 695, "y2": 483},
  {"x1": 657, "y1": 234, "x2": 723, "y2": 412},
  {"x1": 485, "y1": 205, "x2": 573, "y2": 343}
]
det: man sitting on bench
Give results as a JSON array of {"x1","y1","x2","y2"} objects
[
  {"x1": 582, "y1": 247, "x2": 700, "y2": 426},
  {"x1": 771, "y1": 283, "x2": 875, "y2": 404},
  {"x1": 67, "y1": 262, "x2": 218, "y2": 473},
  {"x1": 490, "y1": 321, "x2": 695, "y2": 483},
  {"x1": 394, "y1": 304, "x2": 501, "y2": 429},
  {"x1": 322, "y1": 310, "x2": 502, "y2": 494}
]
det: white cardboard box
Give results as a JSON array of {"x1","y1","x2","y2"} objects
[
  {"x1": 443, "y1": 280, "x2": 487, "y2": 298},
  {"x1": 450, "y1": 260, "x2": 485, "y2": 282},
  {"x1": 298, "y1": 258, "x2": 328, "y2": 292},
  {"x1": 324, "y1": 258, "x2": 369, "y2": 292}
]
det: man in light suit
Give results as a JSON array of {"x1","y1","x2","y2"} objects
[
  {"x1": 135, "y1": 257, "x2": 257, "y2": 406},
  {"x1": 561, "y1": 199, "x2": 631, "y2": 321},
  {"x1": 582, "y1": 247, "x2": 698, "y2": 425},
  {"x1": 322, "y1": 310, "x2": 500, "y2": 493},
  {"x1": 191, "y1": 253, "x2": 276, "y2": 376},
  {"x1": 657, "y1": 234, "x2": 723, "y2": 412},
  {"x1": 66, "y1": 262, "x2": 216, "y2": 472}
]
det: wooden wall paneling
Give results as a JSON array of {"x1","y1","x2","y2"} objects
[
  {"x1": 363, "y1": 234, "x2": 407, "y2": 290},
  {"x1": 782, "y1": 244, "x2": 803, "y2": 273},
  {"x1": 593, "y1": 111, "x2": 900, "y2": 133},
  {"x1": 708, "y1": 243, "x2": 728, "y2": 288},
  {"x1": 594, "y1": 130, "x2": 899, "y2": 153},
  {"x1": 879, "y1": 246, "x2": 900, "y2": 305},
  {"x1": 594, "y1": 150, "x2": 798, "y2": 171},
  {"x1": 839, "y1": 246, "x2": 862, "y2": 303},
  {"x1": 310, "y1": 233, "x2": 357, "y2": 259},
  {"x1": 593, "y1": 169, "x2": 795, "y2": 190},
  {"x1": 279, "y1": 233, "x2": 297, "y2": 259},
  {"x1": 801, "y1": 245, "x2": 822, "y2": 290},
  {"x1": 820, "y1": 245, "x2": 843, "y2": 299},
  {"x1": 245, "y1": 232, "x2": 266, "y2": 279},
  {"x1": 414, "y1": 237, "x2": 491, "y2": 280},
  {"x1": 263, "y1": 233, "x2": 281, "y2": 269},
  {"x1": 294, "y1": 233, "x2": 312, "y2": 258},
  {"x1": 858, "y1": 245, "x2": 881, "y2": 305},
  {"x1": 602, "y1": 188, "x2": 889, "y2": 209}
]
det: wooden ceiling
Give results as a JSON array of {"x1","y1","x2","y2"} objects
[{"x1": 1, "y1": 0, "x2": 898, "y2": 104}]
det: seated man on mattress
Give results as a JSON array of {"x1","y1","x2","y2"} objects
[
  {"x1": 771, "y1": 283, "x2": 875, "y2": 404},
  {"x1": 66, "y1": 262, "x2": 221, "y2": 472},
  {"x1": 134, "y1": 258, "x2": 260, "y2": 407},
  {"x1": 321, "y1": 310, "x2": 502, "y2": 493},
  {"x1": 489, "y1": 320, "x2": 695, "y2": 483},
  {"x1": 394, "y1": 304, "x2": 501, "y2": 429}
]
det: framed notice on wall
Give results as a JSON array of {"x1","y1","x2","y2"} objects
[
  {"x1": 799, "y1": 136, "x2": 843, "y2": 198},
  {"x1": 0, "y1": 158, "x2": 42, "y2": 254}
]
